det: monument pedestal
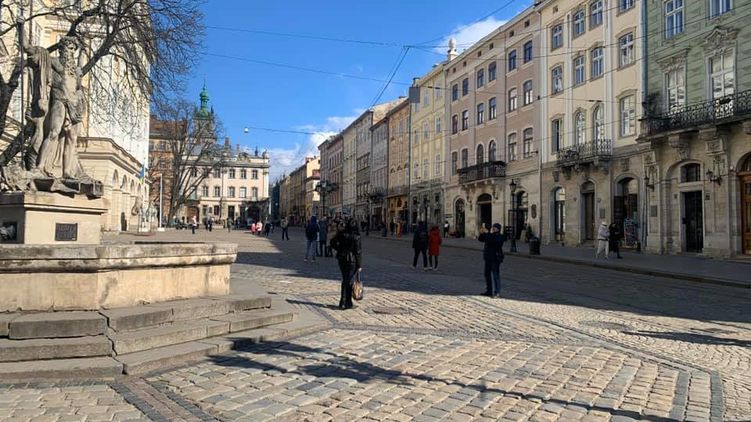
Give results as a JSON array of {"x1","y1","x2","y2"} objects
[{"x1": 0, "y1": 192, "x2": 106, "y2": 244}]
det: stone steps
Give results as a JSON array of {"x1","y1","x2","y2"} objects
[
  {"x1": 8, "y1": 311, "x2": 107, "y2": 339},
  {"x1": 0, "y1": 335, "x2": 112, "y2": 362},
  {"x1": 0, "y1": 357, "x2": 123, "y2": 380}
]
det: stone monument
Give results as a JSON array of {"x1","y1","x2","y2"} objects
[{"x1": 0, "y1": 32, "x2": 105, "y2": 244}]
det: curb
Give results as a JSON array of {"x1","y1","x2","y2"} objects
[{"x1": 372, "y1": 235, "x2": 749, "y2": 289}]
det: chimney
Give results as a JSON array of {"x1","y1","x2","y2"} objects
[{"x1": 447, "y1": 38, "x2": 458, "y2": 61}]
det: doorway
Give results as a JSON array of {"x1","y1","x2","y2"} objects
[
  {"x1": 455, "y1": 199, "x2": 466, "y2": 238},
  {"x1": 477, "y1": 193, "x2": 493, "y2": 230},
  {"x1": 682, "y1": 191, "x2": 703, "y2": 252},
  {"x1": 553, "y1": 188, "x2": 565, "y2": 241},
  {"x1": 739, "y1": 155, "x2": 751, "y2": 255},
  {"x1": 614, "y1": 178, "x2": 639, "y2": 247},
  {"x1": 581, "y1": 181, "x2": 595, "y2": 240}
]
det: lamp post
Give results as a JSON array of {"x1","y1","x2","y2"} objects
[
  {"x1": 509, "y1": 179, "x2": 518, "y2": 253},
  {"x1": 315, "y1": 180, "x2": 337, "y2": 219}
]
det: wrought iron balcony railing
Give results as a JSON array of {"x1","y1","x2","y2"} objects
[
  {"x1": 642, "y1": 89, "x2": 751, "y2": 135},
  {"x1": 555, "y1": 139, "x2": 612, "y2": 167},
  {"x1": 387, "y1": 185, "x2": 408, "y2": 197},
  {"x1": 458, "y1": 160, "x2": 507, "y2": 184}
]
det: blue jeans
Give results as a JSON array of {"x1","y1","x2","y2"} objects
[
  {"x1": 305, "y1": 240, "x2": 317, "y2": 260},
  {"x1": 491, "y1": 265, "x2": 501, "y2": 296}
]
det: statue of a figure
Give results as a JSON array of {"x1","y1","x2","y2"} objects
[{"x1": 0, "y1": 19, "x2": 99, "y2": 196}]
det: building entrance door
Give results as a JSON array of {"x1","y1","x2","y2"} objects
[
  {"x1": 741, "y1": 174, "x2": 751, "y2": 255},
  {"x1": 581, "y1": 182, "x2": 596, "y2": 240},
  {"x1": 477, "y1": 194, "x2": 492, "y2": 230},
  {"x1": 455, "y1": 199, "x2": 466, "y2": 238},
  {"x1": 682, "y1": 191, "x2": 703, "y2": 253},
  {"x1": 553, "y1": 188, "x2": 565, "y2": 241}
]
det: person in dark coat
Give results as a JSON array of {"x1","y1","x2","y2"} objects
[
  {"x1": 304, "y1": 216, "x2": 319, "y2": 262},
  {"x1": 411, "y1": 221, "x2": 429, "y2": 270},
  {"x1": 318, "y1": 218, "x2": 329, "y2": 257},
  {"x1": 330, "y1": 218, "x2": 362, "y2": 310},
  {"x1": 609, "y1": 223, "x2": 623, "y2": 259},
  {"x1": 478, "y1": 223, "x2": 506, "y2": 297}
]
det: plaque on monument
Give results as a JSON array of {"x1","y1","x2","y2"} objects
[{"x1": 55, "y1": 223, "x2": 78, "y2": 241}]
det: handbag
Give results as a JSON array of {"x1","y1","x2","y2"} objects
[{"x1": 351, "y1": 271, "x2": 364, "y2": 301}]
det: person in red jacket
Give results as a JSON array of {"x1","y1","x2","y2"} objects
[{"x1": 428, "y1": 225, "x2": 442, "y2": 271}]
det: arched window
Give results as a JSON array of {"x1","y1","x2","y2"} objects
[
  {"x1": 488, "y1": 140, "x2": 497, "y2": 161},
  {"x1": 681, "y1": 163, "x2": 701, "y2": 183},
  {"x1": 592, "y1": 104, "x2": 604, "y2": 141},
  {"x1": 574, "y1": 111, "x2": 586, "y2": 145},
  {"x1": 476, "y1": 144, "x2": 484, "y2": 164}
]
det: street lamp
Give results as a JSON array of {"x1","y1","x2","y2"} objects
[
  {"x1": 315, "y1": 180, "x2": 337, "y2": 219},
  {"x1": 509, "y1": 179, "x2": 518, "y2": 253}
]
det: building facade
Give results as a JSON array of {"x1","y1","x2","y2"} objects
[
  {"x1": 282, "y1": 156, "x2": 320, "y2": 225},
  {"x1": 386, "y1": 99, "x2": 410, "y2": 227},
  {"x1": 444, "y1": 9, "x2": 542, "y2": 240},
  {"x1": 537, "y1": 0, "x2": 643, "y2": 248},
  {"x1": 355, "y1": 114, "x2": 372, "y2": 223},
  {"x1": 409, "y1": 65, "x2": 447, "y2": 227},
  {"x1": 639, "y1": 0, "x2": 751, "y2": 257},
  {"x1": 370, "y1": 116, "x2": 389, "y2": 228},
  {"x1": 341, "y1": 121, "x2": 357, "y2": 217},
  {"x1": 318, "y1": 134, "x2": 343, "y2": 217}
]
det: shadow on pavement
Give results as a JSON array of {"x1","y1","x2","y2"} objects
[{"x1": 623, "y1": 330, "x2": 751, "y2": 347}]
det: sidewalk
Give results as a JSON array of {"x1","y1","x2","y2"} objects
[{"x1": 372, "y1": 232, "x2": 750, "y2": 288}]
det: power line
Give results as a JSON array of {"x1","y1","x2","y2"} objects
[
  {"x1": 370, "y1": 47, "x2": 410, "y2": 108},
  {"x1": 206, "y1": 25, "x2": 404, "y2": 48}
]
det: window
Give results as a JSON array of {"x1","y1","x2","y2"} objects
[
  {"x1": 477, "y1": 69, "x2": 485, "y2": 88},
  {"x1": 452, "y1": 115, "x2": 459, "y2": 134},
  {"x1": 422, "y1": 158, "x2": 429, "y2": 179},
  {"x1": 228, "y1": 169, "x2": 235, "y2": 179},
  {"x1": 665, "y1": 67, "x2": 686, "y2": 111},
  {"x1": 508, "y1": 133, "x2": 518, "y2": 161},
  {"x1": 252, "y1": 187, "x2": 258, "y2": 199},
  {"x1": 551, "y1": 25, "x2": 563, "y2": 50},
  {"x1": 591, "y1": 47, "x2": 604, "y2": 78},
  {"x1": 252, "y1": 170, "x2": 259, "y2": 179},
  {"x1": 462, "y1": 78, "x2": 469, "y2": 96},
  {"x1": 477, "y1": 103, "x2": 485, "y2": 124},
  {"x1": 461, "y1": 148, "x2": 468, "y2": 168},
  {"x1": 213, "y1": 206, "x2": 220, "y2": 216},
  {"x1": 574, "y1": 111, "x2": 586, "y2": 145},
  {"x1": 228, "y1": 187, "x2": 236, "y2": 198},
  {"x1": 240, "y1": 187, "x2": 247, "y2": 198},
  {"x1": 191, "y1": 168, "x2": 198, "y2": 177},
  {"x1": 423, "y1": 121, "x2": 429, "y2": 139},
  {"x1": 435, "y1": 155, "x2": 441, "y2": 176},
  {"x1": 681, "y1": 163, "x2": 701, "y2": 183},
  {"x1": 664, "y1": 0, "x2": 684, "y2": 38},
  {"x1": 489, "y1": 141, "x2": 497, "y2": 161},
  {"x1": 523, "y1": 41, "x2": 533, "y2": 62},
  {"x1": 593, "y1": 104, "x2": 605, "y2": 140},
  {"x1": 710, "y1": 0, "x2": 732, "y2": 17},
  {"x1": 213, "y1": 186, "x2": 221, "y2": 197},
  {"x1": 461, "y1": 110, "x2": 469, "y2": 130},
  {"x1": 435, "y1": 116, "x2": 442, "y2": 134},
  {"x1": 452, "y1": 84, "x2": 459, "y2": 101},
  {"x1": 201, "y1": 186, "x2": 209, "y2": 197},
  {"x1": 435, "y1": 86, "x2": 443, "y2": 100},
  {"x1": 508, "y1": 88, "x2": 518, "y2": 111},
  {"x1": 552, "y1": 66, "x2": 563, "y2": 94},
  {"x1": 523, "y1": 80, "x2": 534, "y2": 105},
  {"x1": 574, "y1": 56, "x2": 585, "y2": 85},
  {"x1": 522, "y1": 129, "x2": 533, "y2": 159},
  {"x1": 590, "y1": 0, "x2": 603, "y2": 27},
  {"x1": 551, "y1": 119, "x2": 562, "y2": 152},
  {"x1": 489, "y1": 62, "x2": 497, "y2": 81},
  {"x1": 619, "y1": 0, "x2": 634, "y2": 12},
  {"x1": 573, "y1": 10, "x2": 586, "y2": 37},
  {"x1": 709, "y1": 50, "x2": 734, "y2": 99},
  {"x1": 451, "y1": 152, "x2": 458, "y2": 174},
  {"x1": 476, "y1": 144, "x2": 484, "y2": 164},
  {"x1": 619, "y1": 33, "x2": 634, "y2": 67},
  {"x1": 620, "y1": 95, "x2": 636, "y2": 136},
  {"x1": 508, "y1": 50, "x2": 517, "y2": 71},
  {"x1": 423, "y1": 89, "x2": 430, "y2": 106},
  {"x1": 240, "y1": 169, "x2": 247, "y2": 179},
  {"x1": 213, "y1": 168, "x2": 221, "y2": 178},
  {"x1": 489, "y1": 97, "x2": 497, "y2": 119}
]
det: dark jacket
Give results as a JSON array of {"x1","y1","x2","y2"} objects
[
  {"x1": 305, "y1": 217, "x2": 319, "y2": 240},
  {"x1": 330, "y1": 230, "x2": 362, "y2": 268},
  {"x1": 318, "y1": 221, "x2": 329, "y2": 241},
  {"x1": 478, "y1": 232, "x2": 506, "y2": 262},
  {"x1": 609, "y1": 225, "x2": 622, "y2": 248},
  {"x1": 412, "y1": 226, "x2": 429, "y2": 250}
]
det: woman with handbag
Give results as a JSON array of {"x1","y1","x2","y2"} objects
[{"x1": 330, "y1": 218, "x2": 362, "y2": 310}]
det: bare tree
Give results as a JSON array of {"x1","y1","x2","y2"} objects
[
  {"x1": 0, "y1": 0, "x2": 204, "y2": 165},
  {"x1": 150, "y1": 98, "x2": 226, "y2": 227}
]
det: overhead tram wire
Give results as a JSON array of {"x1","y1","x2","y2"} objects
[
  {"x1": 205, "y1": 25, "x2": 403, "y2": 48},
  {"x1": 369, "y1": 47, "x2": 410, "y2": 108}
]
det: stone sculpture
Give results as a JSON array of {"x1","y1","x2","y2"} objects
[{"x1": 0, "y1": 23, "x2": 101, "y2": 197}]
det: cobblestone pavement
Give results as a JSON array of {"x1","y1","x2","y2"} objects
[{"x1": 2, "y1": 228, "x2": 749, "y2": 421}]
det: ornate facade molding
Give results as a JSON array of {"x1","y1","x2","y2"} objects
[{"x1": 702, "y1": 26, "x2": 739, "y2": 54}]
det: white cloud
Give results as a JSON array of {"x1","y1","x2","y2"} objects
[
  {"x1": 435, "y1": 17, "x2": 507, "y2": 54},
  {"x1": 267, "y1": 113, "x2": 359, "y2": 181}
]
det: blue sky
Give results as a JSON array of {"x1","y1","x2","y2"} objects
[{"x1": 187, "y1": 0, "x2": 532, "y2": 179}]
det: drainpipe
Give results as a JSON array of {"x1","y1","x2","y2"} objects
[{"x1": 641, "y1": 0, "x2": 649, "y2": 251}]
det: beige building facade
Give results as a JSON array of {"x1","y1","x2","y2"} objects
[{"x1": 386, "y1": 99, "x2": 410, "y2": 226}]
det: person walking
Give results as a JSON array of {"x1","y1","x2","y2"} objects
[
  {"x1": 411, "y1": 221, "x2": 429, "y2": 270},
  {"x1": 264, "y1": 221, "x2": 271, "y2": 236},
  {"x1": 304, "y1": 216, "x2": 319, "y2": 262},
  {"x1": 318, "y1": 218, "x2": 329, "y2": 257},
  {"x1": 478, "y1": 223, "x2": 506, "y2": 297},
  {"x1": 190, "y1": 215, "x2": 197, "y2": 235},
  {"x1": 609, "y1": 222, "x2": 623, "y2": 259},
  {"x1": 280, "y1": 217, "x2": 289, "y2": 240},
  {"x1": 207, "y1": 216, "x2": 213, "y2": 232},
  {"x1": 389, "y1": 220, "x2": 395, "y2": 237},
  {"x1": 595, "y1": 221, "x2": 610, "y2": 259},
  {"x1": 226, "y1": 218, "x2": 232, "y2": 232},
  {"x1": 326, "y1": 218, "x2": 338, "y2": 257},
  {"x1": 428, "y1": 225, "x2": 442, "y2": 271},
  {"x1": 443, "y1": 220, "x2": 450, "y2": 238},
  {"x1": 330, "y1": 218, "x2": 362, "y2": 310}
]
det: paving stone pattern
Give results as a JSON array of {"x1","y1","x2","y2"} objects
[{"x1": 1, "y1": 228, "x2": 749, "y2": 421}]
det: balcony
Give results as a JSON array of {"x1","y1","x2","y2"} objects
[
  {"x1": 458, "y1": 161, "x2": 506, "y2": 184},
  {"x1": 642, "y1": 90, "x2": 751, "y2": 136},
  {"x1": 387, "y1": 185, "x2": 408, "y2": 197},
  {"x1": 555, "y1": 139, "x2": 612, "y2": 168}
]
